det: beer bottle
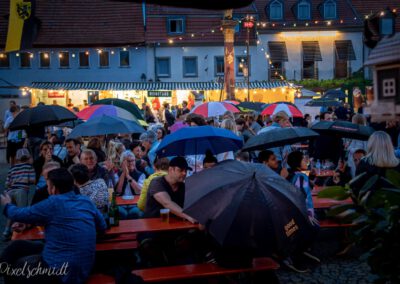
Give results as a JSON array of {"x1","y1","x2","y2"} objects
[{"x1": 108, "y1": 192, "x2": 120, "y2": 227}]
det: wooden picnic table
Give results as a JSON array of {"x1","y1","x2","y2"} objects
[
  {"x1": 12, "y1": 218, "x2": 199, "y2": 241},
  {"x1": 116, "y1": 196, "x2": 139, "y2": 206},
  {"x1": 313, "y1": 196, "x2": 352, "y2": 209},
  {"x1": 314, "y1": 170, "x2": 335, "y2": 178}
]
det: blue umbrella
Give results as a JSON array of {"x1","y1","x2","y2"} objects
[
  {"x1": 156, "y1": 126, "x2": 243, "y2": 157},
  {"x1": 68, "y1": 115, "x2": 144, "y2": 138}
]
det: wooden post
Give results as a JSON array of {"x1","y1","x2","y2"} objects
[{"x1": 222, "y1": 10, "x2": 237, "y2": 101}]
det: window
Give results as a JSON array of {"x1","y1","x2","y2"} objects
[
  {"x1": 215, "y1": 56, "x2": 224, "y2": 76},
  {"x1": 120, "y1": 50, "x2": 130, "y2": 67},
  {"x1": 380, "y1": 18, "x2": 394, "y2": 36},
  {"x1": 59, "y1": 52, "x2": 69, "y2": 68},
  {"x1": 183, "y1": 57, "x2": 198, "y2": 77},
  {"x1": 236, "y1": 56, "x2": 250, "y2": 76},
  {"x1": 79, "y1": 52, "x2": 89, "y2": 68},
  {"x1": 39, "y1": 52, "x2": 50, "y2": 68},
  {"x1": 167, "y1": 17, "x2": 185, "y2": 34},
  {"x1": 297, "y1": 1, "x2": 311, "y2": 20},
  {"x1": 99, "y1": 51, "x2": 109, "y2": 67},
  {"x1": 323, "y1": 0, "x2": 336, "y2": 19},
  {"x1": 156, "y1": 57, "x2": 171, "y2": 78},
  {"x1": 270, "y1": 62, "x2": 284, "y2": 80},
  {"x1": 0, "y1": 53, "x2": 10, "y2": 68},
  {"x1": 20, "y1": 52, "x2": 31, "y2": 68},
  {"x1": 270, "y1": 0, "x2": 283, "y2": 20}
]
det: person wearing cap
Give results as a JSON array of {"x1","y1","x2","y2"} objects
[
  {"x1": 3, "y1": 148, "x2": 35, "y2": 239},
  {"x1": 144, "y1": 157, "x2": 196, "y2": 223}
]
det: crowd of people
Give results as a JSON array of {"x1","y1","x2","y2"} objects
[{"x1": 0, "y1": 99, "x2": 399, "y2": 283}]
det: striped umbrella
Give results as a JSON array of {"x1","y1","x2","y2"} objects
[
  {"x1": 261, "y1": 103, "x2": 303, "y2": 118},
  {"x1": 191, "y1": 102, "x2": 240, "y2": 118},
  {"x1": 77, "y1": 105, "x2": 140, "y2": 124},
  {"x1": 223, "y1": 100, "x2": 240, "y2": 105}
]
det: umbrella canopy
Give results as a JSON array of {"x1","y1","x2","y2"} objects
[
  {"x1": 311, "y1": 120, "x2": 375, "y2": 140},
  {"x1": 305, "y1": 98, "x2": 342, "y2": 107},
  {"x1": 190, "y1": 102, "x2": 240, "y2": 118},
  {"x1": 261, "y1": 103, "x2": 303, "y2": 118},
  {"x1": 56, "y1": 119, "x2": 84, "y2": 128},
  {"x1": 323, "y1": 89, "x2": 346, "y2": 100},
  {"x1": 242, "y1": 127, "x2": 319, "y2": 151},
  {"x1": 9, "y1": 105, "x2": 77, "y2": 131},
  {"x1": 184, "y1": 160, "x2": 314, "y2": 254},
  {"x1": 237, "y1": 102, "x2": 266, "y2": 112},
  {"x1": 169, "y1": 121, "x2": 189, "y2": 133},
  {"x1": 92, "y1": 98, "x2": 146, "y2": 123},
  {"x1": 68, "y1": 115, "x2": 144, "y2": 138},
  {"x1": 77, "y1": 105, "x2": 140, "y2": 124},
  {"x1": 223, "y1": 100, "x2": 240, "y2": 105},
  {"x1": 156, "y1": 126, "x2": 243, "y2": 157}
]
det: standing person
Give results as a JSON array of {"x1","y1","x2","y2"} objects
[
  {"x1": 144, "y1": 157, "x2": 196, "y2": 223},
  {"x1": 235, "y1": 118, "x2": 254, "y2": 143},
  {"x1": 217, "y1": 119, "x2": 237, "y2": 162},
  {"x1": 248, "y1": 115, "x2": 262, "y2": 134},
  {"x1": 0, "y1": 168, "x2": 107, "y2": 284},
  {"x1": 70, "y1": 164, "x2": 109, "y2": 212},
  {"x1": 163, "y1": 102, "x2": 175, "y2": 128},
  {"x1": 156, "y1": 127, "x2": 166, "y2": 142},
  {"x1": 139, "y1": 130, "x2": 159, "y2": 174},
  {"x1": 181, "y1": 101, "x2": 190, "y2": 115},
  {"x1": 3, "y1": 100, "x2": 16, "y2": 124},
  {"x1": 144, "y1": 106, "x2": 156, "y2": 124},
  {"x1": 63, "y1": 138, "x2": 82, "y2": 169},
  {"x1": 346, "y1": 114, "x2": 368, "y2": 177},
  {"x1": 4, "y1": 105, "x2": 26, "y2": 166},
  {"x1": 33, "y1": 141, "x2": 63, "y2": 184},
  {"x1": 258, "y1": 150, "x2": 288, "y2": 178}
]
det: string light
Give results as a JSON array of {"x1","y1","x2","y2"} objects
[
  {"x1": 305, "y1": 22, "x2": 309, "y2": 26},
  {"x1": 111, "y1": 51, "x2": 115, "y2": 55},
  {"x1": 168, "y1": 39, "x2": 174, "y2": 44},
  {"x1": 85, "y1": 51, "x2": 89, "y2": 55},
  {"x1": 98, "y1": 49, "x2": 102, "y2": 54},
  {"x1": 262, "y1": 23, "x2": 266, "y2": 27},
  {"x1": 327, "y1": 21, "x2": 332, "y2": 26},
  {"x1": 191, "y1": 33, "x2": 195, "y2": 37},
  {"x1": 29, "y1": 53, "x2": 34, "y2": 58},
  {"x1": 58, "y1": 53, "x2": 63, "y2": 58},
  {"x1": 0, "y1": 54, "x2": 4, "y2": 58},
  {"x1": 16, "y1": 53, "x2": 19, "y2": 57},
  {"x1": 123, "y1": 47, "x2": 127, "y2": 51},
  {"x1": 340, "y1": 20, "x2": 344, "y2": 24},
  {"x1": 72, "y1": 53, "x2": 76, "y2": 58}
]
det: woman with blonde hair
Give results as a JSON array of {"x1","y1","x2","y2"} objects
[
  {"x1": 217, "y1": 119, "x2": 238, "y2": 162},
  {"x1": 107, "y1": 141, "x2": 126, "y2": 170},
  {"x1": 356, "y1": 131, "x2": 400, "y2": 176}
]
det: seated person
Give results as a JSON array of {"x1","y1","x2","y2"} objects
[
  {"x1": 348, "y1": 149, "x2": 367, "y2": 178},
  {"x1": 325, "y1": 158, "x2": 354, "y2": 187},
  {"x1": 33, "y1": 141, "x2": 63, "y2": 185},
  {"x1": 258, "y1": 150, "x2": 289, "y2": 178},
  {"x1": 115, "y1": 151, "x2": 145, "y2": 219},
  {"x1": 235, "y1": 151, "x2": 250, "y2": 162},
  {"x1": 63, "y1": 138, "x2": 82, "y2": 169},
  {"x1": 3, "y1": 149, "x2": 36, "y2": 239},
  {"x1": 0, "y1": 168, "x2": 107, "y2": 284},
  {"x1": 286, "y1": 151, "x2": 315, "y2": 218},
  {"x1": 80, "y1": 149, "x2": 110, "y2": 183},
  {"x1": 144, "y1": 157, "x2": 196, "y2": 223},
  {"x1": 31, "y1": 161, "x2": 61, "y2": 205},
  {"x1": 70, "y1": 164, "x2": 109, "y2": 212},
  {"x1": 137, "y1": 157, "x2": 169, "y2": 212}
]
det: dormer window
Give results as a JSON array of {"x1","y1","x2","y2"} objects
[
  {"x1": 297, "y1": 0, "x2": 311, "y2": 20},
  {"x1": 269, "y1": 0, "x2": 283, "y2": 20},
  {"x1": 380, "y1": 9, "x2": 395, "y2": 36},
  {"x1": 323, "y1": 0, "x2": 336, "y2": 19}
]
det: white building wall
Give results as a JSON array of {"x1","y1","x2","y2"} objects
[{"x1": 259, "y1": 30, "x2": 363, "y2": 80}]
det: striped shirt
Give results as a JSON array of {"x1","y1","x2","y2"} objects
[{"x1": 6, "y1": 163, "x2": 36, "y2": 191}]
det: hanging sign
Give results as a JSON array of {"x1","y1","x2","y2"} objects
[{"x1": 148, "y1": 91, "x2": 172, "y2": 97}]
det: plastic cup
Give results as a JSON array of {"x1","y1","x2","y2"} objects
[{"x1": 160, "y1": 209, "x2": 170, "y2": 223}]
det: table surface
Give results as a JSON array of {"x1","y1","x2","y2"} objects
[
  {"x1": 313, "y1": 170, "x2": 335, "y2": 177},
  {"x1": 313, "y1": 196, "x2": 352, "y2": 209},
  {"x1": 116, "y1": 196, "x2": 139, "y2": 206},
  {"x1": 12, "y1": 218, "x2": 199, "y2": 241}
]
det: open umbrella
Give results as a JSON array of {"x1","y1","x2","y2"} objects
[
  {"x1": 242, "y1": 127, "x2": 319, "y2": 152},
  {"x1": 156, "y1": 126, "x2": 243, "y2": 157},
  {"x1": 184, "y1": 160, "x2": 315, "y2": 255},
  {"x1": 305, "y1": 98, "x2": 342, "y2": 107},
  {"x1": 237, "y1": 102, "x2": 266, "y2": 113},
  {"x1": 92, "y1": 98, "x2": 146, "y2": 124},
  {"x1": 261, "y1": 103, "x2": 303, "y2": 118},
  {"x1": 311, "y1": 120, "x2": 375, "y2": 140},
  {"x1": 68, "y1": 115, "x2": 144, "y2": 138},
  {"x1": 77, "y1": 104, "x2": 141, "y2": 125},
  {"x1": 223, "y1": 100, "x2": 240, "y2": 105},
  {"x1": 9, "y1": 105, "x2": 77, "y2": 131},
  {"x1": 323, "y1": 89, "x2": 346, "y2": 100},
  {"x1": 190, "y1": 102, "x2": 240, "y2": 118}
]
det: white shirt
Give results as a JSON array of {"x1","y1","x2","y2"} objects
[{"x1": 4, "y1": 116, "x2": 26, "y2": 141}]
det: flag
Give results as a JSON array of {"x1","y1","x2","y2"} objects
[{"x1": 5, "y1": 0, "x2": 37, "y2": 52}]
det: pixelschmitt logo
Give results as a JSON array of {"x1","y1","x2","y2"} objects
[{"x1": 0, "y1": 262, "x2": 69, "y2": 279}]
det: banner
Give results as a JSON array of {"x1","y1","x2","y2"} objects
[
  {"x1": 5, "y1": 0, "x2": 37, "y2": 52},
  {"x1": 148, "y1": 91, "x2": 171, "y2": 97}
]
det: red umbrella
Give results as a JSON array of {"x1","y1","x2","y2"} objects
[{"x1": 261, "y1": 103, "x2": 303, "y2": 118}]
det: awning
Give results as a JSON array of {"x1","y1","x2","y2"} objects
[
  {"x1": 302, "y1": 41, "x2": 322, "y2": 61},
  {"x1": 268, "y1": 41, "x2": 289, "y2": 62},
  {"x1": 31, "y1": 81, "x2": 289, "y2": 91},
  {"x1": 335, "y1": 40, "x2": 356, "y2": 61}
]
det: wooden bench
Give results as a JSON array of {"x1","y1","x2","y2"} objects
[
  {"x1": 132, "y1": 257, "x2": 279, "y2": 283},
  {"x1": 319, "y1": 219, "x2": 355, "y2": 228},
  {"x1": 86, "y1": 274, "x2": 115, "y2": 284}
]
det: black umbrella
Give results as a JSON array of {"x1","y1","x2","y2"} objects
[
  {"x1": 305, "y1": 98, "x2": 342, "y2": 107},
  {"x1": 322, "y1": 89, "x2": 346, "y2": 100},
  {"x1": 184, "y1": 160, "x2": 315, "y2": 255},
  {"x1": 237, "y1": 102, "x2": 266, "y2": 112},
  {"x1": 9, "y1": 105, "x2": 77, "y2": 131},
  {"x1": 242, "y1": 127, "x2": 319, "y2": 151},
  {"x1": 56, "y1": 119, "x2": 84, "y2": 128},
  {"x1": 311, "y1": 120, "x2": 375, "y2": 140}
]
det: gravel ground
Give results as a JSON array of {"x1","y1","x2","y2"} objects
[{"x1": 0, "y1": 163, "x2": 376, "y2": 284}]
